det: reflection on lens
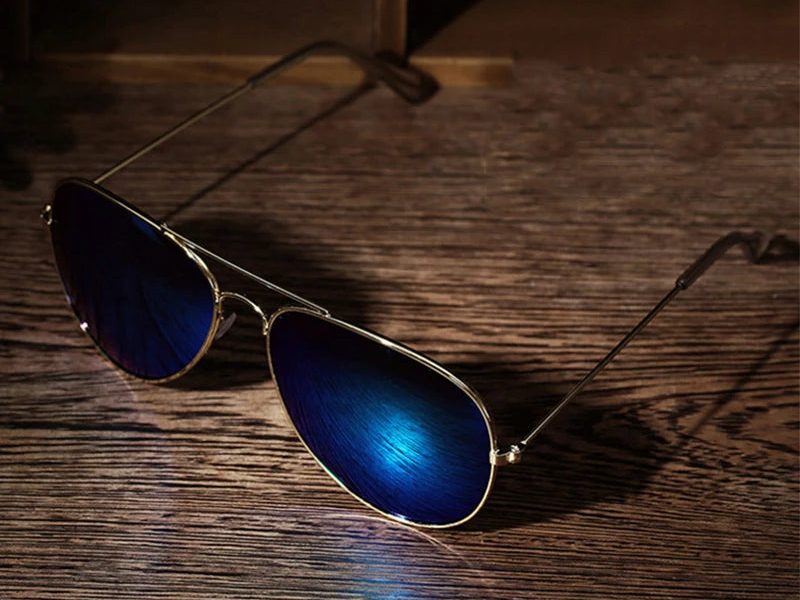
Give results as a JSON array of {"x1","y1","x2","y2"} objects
[
  {"x1": 268, "y1": 309, "x2": 495, "y2": 526},
  {"x1": 50, "y1": 180, "x2": 217, "y2": 380}
]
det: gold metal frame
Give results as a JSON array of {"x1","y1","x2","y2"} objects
[
  {"x1": 41, "y1": 41, "x2": 795, "y2": 527},
  {"x1": 265, "y1": 306, "x2": 498, "y2": 529}
]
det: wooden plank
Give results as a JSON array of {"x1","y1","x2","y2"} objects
[
  {"x1": 38, "y1": 52, "x2": 514, "y2": 86},
  {"x1": 38, "y1": 53, "x2": 371, "y2": 85},
  {"x1": 414, "y1": 55, "x2": 513, "y2": 86}
]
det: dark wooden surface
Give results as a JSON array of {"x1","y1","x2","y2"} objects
[{"x1": 1, "y1": 57, "x2": 798, "y2": 598}]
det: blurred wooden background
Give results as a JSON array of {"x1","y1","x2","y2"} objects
[
  {"x1": 1, "y1": 0, "x2": 797, "y2": 83},
  {"x1": 1, "y1": 1, "x2": 798, "y2": 598}
]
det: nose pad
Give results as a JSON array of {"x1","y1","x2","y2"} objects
[
  {"x1": 218, "y1": 291, "x2": 269, "y2": 335},
  {"x1": 214, "y1": 311, "x2": 237, "y2": 340}
]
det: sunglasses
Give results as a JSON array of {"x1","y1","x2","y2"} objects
[{"x1": 41, "y1": 42, "x2": 792, "y2": 528}]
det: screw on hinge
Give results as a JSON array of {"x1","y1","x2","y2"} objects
[{"x1": 491, "y1": 444, "x2": 524, "y2": 466}]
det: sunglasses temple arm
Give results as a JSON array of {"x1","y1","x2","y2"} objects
[
  {"x1": 496, "y1": 231, "x2": 795, "y2": 465},
  {"x1": 92, "y1": 41, "x2": 438, "y2": 185}
]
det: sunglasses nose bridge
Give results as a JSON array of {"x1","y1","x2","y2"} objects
[{"x1": 219, "y1": 291, "x2": 269, "y2": 335}]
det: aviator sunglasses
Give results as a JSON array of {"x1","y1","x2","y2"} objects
[{"x1": 42, "y1": 42, "x2": 794, "y2": 528}]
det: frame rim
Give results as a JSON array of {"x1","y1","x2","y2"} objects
[
  {"x1": 265, "y1": 305, "x2": 499, "y2": 529},
  {"x1": 47, "y1": 177, "x2": 223, "y2": 384}
]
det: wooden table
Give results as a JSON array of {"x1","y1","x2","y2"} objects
[{"x1": 1, "y1": 56, "x2": 798, "y2": 598}]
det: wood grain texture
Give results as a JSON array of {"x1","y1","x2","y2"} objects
[{"x1": 0, "y1": 56, "x2": 797, "y2": 599}]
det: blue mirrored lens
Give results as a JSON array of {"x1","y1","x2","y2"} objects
[
  {"x1": 50, "y1": 180, "x2": 217, "y2": 380},
  {"x1": 268, "y1": 310, "x2": 494, "y2": 526}
]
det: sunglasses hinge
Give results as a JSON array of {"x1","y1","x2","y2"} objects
[
  {"x1": 491, "y1": 444, "x2": 524, "y2": 466},
  {"x1": 40, "y1": 203, "x2": 53, "y2": 226}
]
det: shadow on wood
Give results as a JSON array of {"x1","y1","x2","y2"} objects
[{"x1": 455, "y1": 315, "x2": 799, "y2": 532}]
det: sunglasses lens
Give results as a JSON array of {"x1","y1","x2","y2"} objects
[
  {"x1": 49, "y1": 180, "x2": 217, "y2": 380},
  {"x1": 268, "y1": 309, "x2": 494, "y2": 526}
]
